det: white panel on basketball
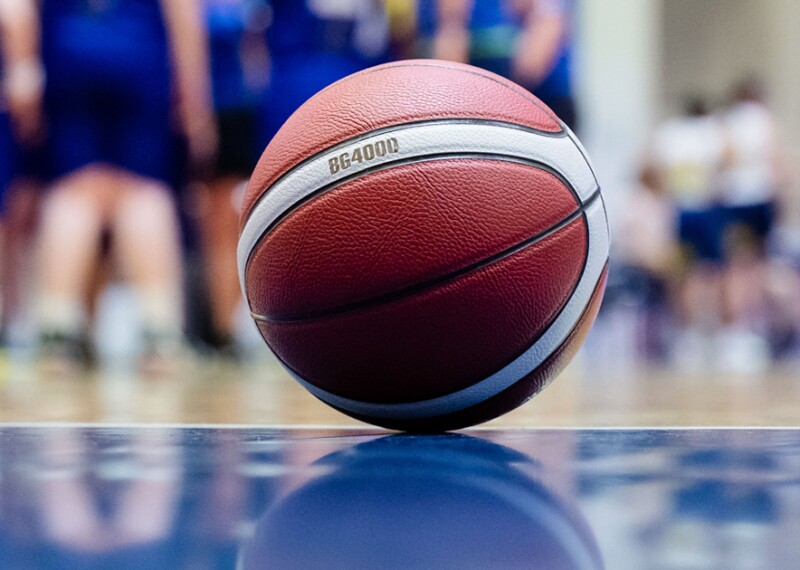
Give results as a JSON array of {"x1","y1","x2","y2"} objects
[
  {"x1": 238, "y1": 120, "x2": 598, "y2": 290},
  {"x1": 288, "y1": 194, "x2": 608, "y2": 420}
]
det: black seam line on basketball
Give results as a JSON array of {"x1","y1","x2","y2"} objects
[
  {"x1": 244, "y1": 151, "x2": 590, "y2": 311},
  {"x1": 244, "y1": 151, "x2": 590, "y2": 299},
  {"x1": 250, "y1": 188, "x2": 601, "y2": 324},
  {"x1": 321, "y1": 255, "x2": 606, "y2": 416},
  {"x1": 293, "y1": 59, "x2": 563, "y2": 135},
  {"x1": 349, "y1": 261, "x2": 609, "y2": 427},
  {"x1": 243, "y1": 116, "x2": 569, "y2": 221}
]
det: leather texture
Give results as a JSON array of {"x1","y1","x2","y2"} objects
[
  {"x1": 257, "y1": 217, "x2": 587, "y2": 404},
  {"x1": 248, "y1": 158, "x2": 579, "y2": 319},
  {"x1": 241, "y1": 59, "x2": 563, "y2": 220}
]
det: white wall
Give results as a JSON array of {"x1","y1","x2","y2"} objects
[
  {"x1": 661, "y1": 0, "x2": 769, "y2": 114},
  {"x1": 575, "y1": 0, "x2": 662, "y2": 233}
]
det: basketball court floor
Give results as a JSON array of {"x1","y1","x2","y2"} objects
[{"x1": 1, "y1": 346, "x2": 799, "y2": 568}]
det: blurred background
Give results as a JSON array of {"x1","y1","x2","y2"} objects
[{"x1": 0, "y1": 0, "x2": 799, "y2": 425}]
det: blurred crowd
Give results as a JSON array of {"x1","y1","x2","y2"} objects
[
  {"x1": 0, "y1": 0, "x2": 577, "y2": 373},
  {"x1": 613, "y1": 81, "x2": 800, "y2": 373},
  {"x1": 0, "y1": 0, "x2": 796, "y2": 375}
]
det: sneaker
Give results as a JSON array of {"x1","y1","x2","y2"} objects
[
  {"x1": 714, "y1": 327, "x2": 771, "y2": 375},
  {"x1": 38, "y1": 330, "x2": 93, "y2": 374}
]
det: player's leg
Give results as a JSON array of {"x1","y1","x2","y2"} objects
[
  {"x1": 673, "y1": 208, "x2": 724, "y2": 370},
  {"x1": 34, "y1": 57, "x2": 117, "y2": 364},
  {"x1": 196, "y1": 176, "x2": 243, "y2": 348},
  {"x1": 721, "y1": 202, "x2": 774, "y2": 326},
  {"x1": 1, "y1": 177, "x2": 42, "y2": 345},
  {"x1": 0, "y1": 111, "x2": 13, "y2": 341},
  {"x1": 196, "y1": 109, "x2": 257, "y2": 352},
  {"x1": 716, "y1": 202, "x2": 774, "y2": 372},
  {"x1": 36, "y1": 166, "x2": 115, "y2": 364},
  {"x1": 111, "y1": 172, "x2": 184, "y2": 366}
]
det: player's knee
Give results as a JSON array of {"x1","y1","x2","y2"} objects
[
  {"x1": 42, "y1": 184, "x2": 88, "y2": 220},
  {"x1": 119, "y1": 180, "x2": 178, "y2": 228}
]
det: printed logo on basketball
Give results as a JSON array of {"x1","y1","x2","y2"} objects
[{"x1": 328, "y1": 138, "x2": 400, "y2": 175}]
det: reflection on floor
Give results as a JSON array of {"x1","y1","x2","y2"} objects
[{"x1": 0, "y1": 427, "x2": 797, "y2": 569}]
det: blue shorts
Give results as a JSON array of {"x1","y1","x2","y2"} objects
[
  {"x1": 723, "y1": 201, "x2": 775, "y2": 240},
  {"x1": 43, "y1": 46, "x2": 173, "y2": 183},
  {"x1": 678, "y1": 206, "x2": 725, "y2": 263},
  {"x1": 40, "y1": 1, "x2": 174, "y2": 182},
  {"x1": 0, "y1": 112, "x2": 13, "y2": 214}
]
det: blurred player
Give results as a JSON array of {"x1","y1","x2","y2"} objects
[
  {"x1": 0, "y1": 113, "x2": 9, "y2": 344},
  {"x1": 713, "y1": 80, "x2": 782, "y2": 372},
  {"x1": 193, "y1": 0, "x2": 269, "y2": 357},
  {"x1": 647, "y1": 98, "x2": 727, "y2": 371},
  {"x1": 261, "y1": 0, "x2": 390, "y2": 147},
  {"x1": 385, "y1": 0, "x2": 418, "y2": 59},
  {"x1": 423, "y1": 0, "x2": 577, "y2": 129},
  {"x1": 615, "y1": 164, "x2": 677, "y2": 361},
  {"x1": 34, "y1": 0, "x2": 216, "y2": 370},
  {"x1": 0, "y1": 0, "x2": 44, "y2": 346}
]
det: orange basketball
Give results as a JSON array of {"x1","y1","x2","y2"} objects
[{"x1": 239, "y1": 60, "x2": 608, "y2": 431}]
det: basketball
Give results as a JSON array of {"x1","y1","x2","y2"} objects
[{"x1": 238, "y1": 59, "x2": 608, "y2": 431}]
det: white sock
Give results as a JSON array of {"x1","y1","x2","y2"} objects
[
  {"x1": 138, "y1": 287, "x2": 183, "y2": 338},
  {"x1": 36, "y1": 295, "x2": 85, "y2": 336}
]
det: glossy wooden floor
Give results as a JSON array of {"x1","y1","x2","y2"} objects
[
  {"x1": 2, "y1": 426, "x2": 799, "y2": 569},
  {"x1": 1, "y1": 347, "x2": 798, "y2": 427}
]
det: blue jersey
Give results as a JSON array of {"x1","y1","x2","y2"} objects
[
  {"x1": 206, "y1": 0, "x2": 268, "y2": 111},
  {"x1": 417, "y1": 0, "x2": 573, "y2": 100},
  {"x1": 415, "y1": 0, "x2": 437, "y2": 57},
  {"x1": 469, "y1": 0, "x2": 573, "y2": 99},
  {"x1": 40, "y1": 0, "x2": 175, "y2": 181},
  {"x1": 41, "y1": 0, "x2": 170, "y2": 88},
  {"x1": 267, "y1": 0, "x2": 388, "y2": 66}
]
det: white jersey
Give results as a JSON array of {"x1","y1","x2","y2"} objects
[
  {"x1": 720, "y1": 101, "x2": 777, "y2": 206},
  {"x1": 651, "y1": 114, "x2": 726, "y2": 210}
]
